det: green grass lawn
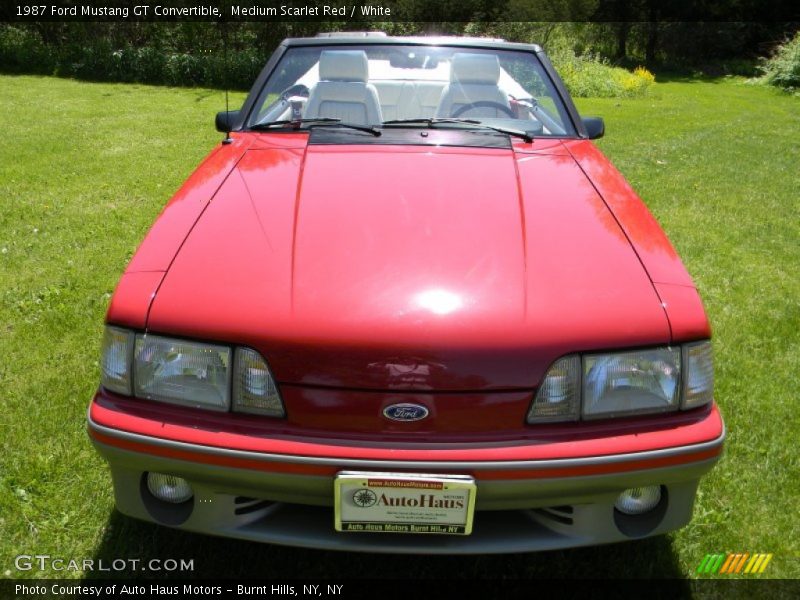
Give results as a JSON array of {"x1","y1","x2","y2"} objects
[{"x1": 1, "y1": 75, "x2": 798, "y2": 582}]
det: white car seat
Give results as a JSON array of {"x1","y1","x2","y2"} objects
[
  {"x1": 304, "y1": 50, "x2": 383, "y2": 125},
  {"x1": 435, "y1": 53, "x2": 511, "y2": 119}
]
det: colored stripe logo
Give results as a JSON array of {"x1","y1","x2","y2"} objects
[{"x1": 697, "y1": 553, "x2": 773, "y2": 574}]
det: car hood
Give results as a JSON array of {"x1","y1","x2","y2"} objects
[{"x1": 146, "y1": 140, "x2": 671, "y2": 390}]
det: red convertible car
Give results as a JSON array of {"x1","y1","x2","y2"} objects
[{"x1": 89, "y1": 33, "x2": 723, "y2": 553}]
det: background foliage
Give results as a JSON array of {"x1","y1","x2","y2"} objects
[
  {"x1": 0, "y1": 16, "x2": 797, "y2": 97},
  {"x1": 758, "y1": 30, "x2": 800, "y2": 90}
]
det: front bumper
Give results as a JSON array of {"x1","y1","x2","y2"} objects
[{"x1": 88, "y1": 395, "x2": 724, "y2": 554}]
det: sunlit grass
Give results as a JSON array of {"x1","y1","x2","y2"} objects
[
  {"x1": 577, "y1": 77, "x2": 800, "y2": 579},
  {"x1": 1, "y1": 75, "x2": 797, "y2": 581}
]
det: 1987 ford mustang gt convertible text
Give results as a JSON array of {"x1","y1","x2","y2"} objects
[{"x1": 89, "y1": 33, "x2": 723, "y2": 553}]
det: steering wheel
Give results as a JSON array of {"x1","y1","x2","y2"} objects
[
  {"x1": 452, "y1": 101, "x2": 515, "y2": 118},
  {"x1": 280, "y1": 83, "x2": 309, "y2": 100}
]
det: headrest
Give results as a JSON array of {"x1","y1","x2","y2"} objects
[
  {"x1": 319, "y1": 50, "x2": 369, "y2": 83},
  {"x1": 450, "y1": 53, "x2": 500, "y2": 85}
]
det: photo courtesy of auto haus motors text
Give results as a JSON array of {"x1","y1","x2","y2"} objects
[{"x1": 14, "y1": 584, "x2": 345, "y2": 597}]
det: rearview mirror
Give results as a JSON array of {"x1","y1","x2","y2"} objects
[
  {"x1": 582, "y1": 116, "x2": 605, "y2": 140},
  {"x1": 215, "y1": 110, "x2": 240, "y2": 133}
]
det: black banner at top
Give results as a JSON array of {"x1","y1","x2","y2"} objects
[{"x1": 2, "y1": 0, "x2": 799, "y2": 23}]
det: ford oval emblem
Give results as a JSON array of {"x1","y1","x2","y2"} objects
[{"x1": 383, "y1": 403, "x2": 429, "y2": 422}]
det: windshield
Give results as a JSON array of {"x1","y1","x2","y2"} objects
[{"x1": 247, "y1": 44, "x2": 576, "y2": 137}]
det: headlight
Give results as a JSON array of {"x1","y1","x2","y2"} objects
[
  {"x1": 100, "y1": 326, "x2": 134, "y2": 395},
  {"x1": 682, "y1": 340, "x2": 713, "y2": 409},
  {"x1": 583, "y1": 347, "x2": 681, "y2": 419},
  {"x1": 233, "y1": 347, "x2": 285, "y2": 417},
  {"x1": 98, "y1": 327, "x2": 286, "y2": 417},
  {"x1": 526, "y1": 355, "x2": 580, "y2": 423},
  {"x1": 133, "y1": 334, "x2": 231, "y2": 411},
  {"x1": 528, "y1": 342, "x2": 712, "y2": 423}
]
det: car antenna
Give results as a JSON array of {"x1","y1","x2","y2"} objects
[{"x1": 221, "y1": 22, "x2": 232, "y2": 145}]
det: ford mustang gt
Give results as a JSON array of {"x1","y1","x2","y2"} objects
[{"x1": 88, "y1": 33, "x2": 723, "y2": 553}]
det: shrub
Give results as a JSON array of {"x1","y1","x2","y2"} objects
[
  {"x1": 58, "y1": 40, "x2": 125, "y2": 81},
  {"x1": 551, "y1": 52, "x2": 655, "y2": 98},
  {"x1": 165, "y1": 52, "x2": 203, "y2": 86},
  {"x1": 759, "y1": 31, "x2": 800, "y2": 91},
  {"x1": 615, "y1": 65, "x2": 655, "y2": 96},
  {"x1": 0, "y1": 25, "x2": 262, "y2": 91},
  {"x1": 132, "y1": 46, "x2": 167, "y2": 85},
  {"x1": 0, "y1": 26, "x2": 56, "y2": 75}
]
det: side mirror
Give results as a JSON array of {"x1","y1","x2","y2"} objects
[
  {"x1": 215, "y1": 110, "x2": 240, "y2": 133},
  {"x1": 582, "y1": 116, "x2": 605, "y2": 140}
]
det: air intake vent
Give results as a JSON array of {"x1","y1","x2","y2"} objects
[
  {"x1": 233, "y1": 497, "x2": 275, "y2": 515},
  {"x1": 533, "y1": 505, "x2": 574, "y2": 526}
]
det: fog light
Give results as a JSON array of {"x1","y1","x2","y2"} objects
[
  {"x1": 146, "y1": 472, "x2": 193, "y2": 504},
  {"x1": 615, "y1": 486, "x2": 662, "y2": 515}
]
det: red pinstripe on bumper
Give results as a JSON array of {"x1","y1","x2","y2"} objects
[{"x1": 88, "y1": 391, "x2": 724, "y2": 481}]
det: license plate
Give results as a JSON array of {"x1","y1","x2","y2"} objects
[{"x1": 334, "y1": 471, "x2": 476, "y2": 535}]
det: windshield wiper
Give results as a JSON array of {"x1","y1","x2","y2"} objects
[
  {"x1": 382, "y1": 117, "x2": 534, "y2": 143},
  {"x1": 250, "y1": 118, "x2": 380, "y2": 136},
  {"x1": 382, "y1": 117, "x2": 481, "y2": 126}
]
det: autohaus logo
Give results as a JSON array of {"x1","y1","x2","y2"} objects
[
  {"x1": 353, "y1": 490, "x2": 465, "y2": 510},
  {"x1": 352, "y1": 489, "x2": 378, "y2": 508},
  {"x1": 383, "y1": 403, "x2": 429, "y2": 422}
]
